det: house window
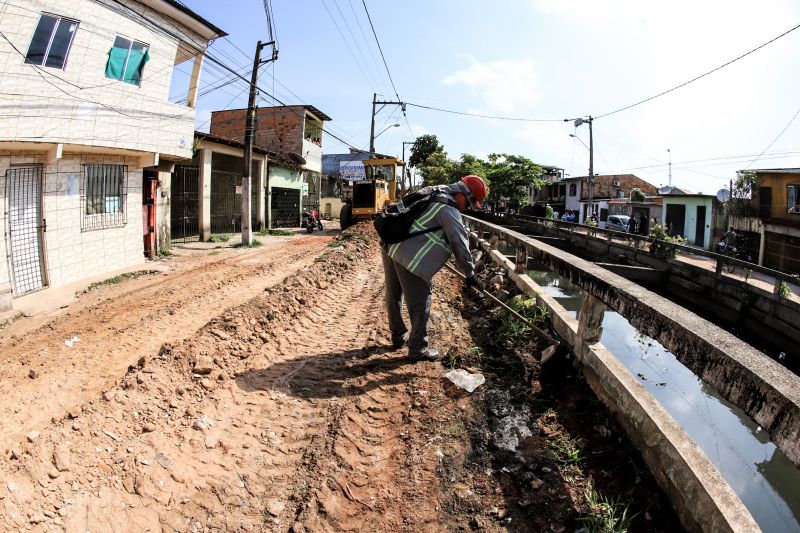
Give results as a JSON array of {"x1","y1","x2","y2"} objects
[
  {"x1": 25, "y1": 13, "x2": 79, "y2": 69},
  {"x1": 81, "y1": 164, "x2": 128, "y2": 230},
  {"x1": 105, "y1": 36, "x2": 149, "y2": 85},
  {"x1": 304, "y1": 120, "x2": 322, "y2": 146},
  {"x1": 568, "y1": 183, "x2": 577, "y2": 196},
  {"x1": 789, "y1": 184, "x2": 800, "y2": 214}
]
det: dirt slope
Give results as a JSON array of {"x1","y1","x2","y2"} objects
[
  {"x1": 0, "y1": 225, "x2": 680, "y2": 532},
  {"x1": 0, "y1": 235, "x2": 332, "y2": 457}
]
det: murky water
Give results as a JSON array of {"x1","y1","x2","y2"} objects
[{"x1": 521, "y1": 261, "x2": 800, "y2": 533}]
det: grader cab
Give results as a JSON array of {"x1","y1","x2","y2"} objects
[{"x1": 340, "y1": 157, "x2": 405, "y2": 229}]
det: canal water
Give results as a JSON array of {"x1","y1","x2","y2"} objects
[{"x1": 512, "y1": 253, "x2": 800, "y2": 532}]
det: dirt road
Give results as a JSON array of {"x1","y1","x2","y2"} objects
[
  {"x1": 0, "y1": 225, "x2": 680, "y2": 532},
  {"x1": 0, "y1": 235, "x2": 332, "y2": 458}
]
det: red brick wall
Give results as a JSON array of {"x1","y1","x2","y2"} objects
[
  {"x1": 210, "y1": 106, "x2": 305, "y2": 155},
  {"x1": 580, "y1": 174, "x2": 658, "y2": 200}
]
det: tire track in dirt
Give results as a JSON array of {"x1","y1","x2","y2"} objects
[
  {"x1": 0, "y1": 226, "x2": 469, "y2": 532},
  {"x1": 0, "y1": 237, "x2": 332, "y2": 457}
]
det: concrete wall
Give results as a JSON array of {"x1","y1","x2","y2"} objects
[
  {"x1": 0, "y1": 0, "x2": 203, "y2": 159},
  {"x1": 1, "y1": 150, "x2": 145, "y2": 306},
  {"x1": 466, "y1": 215, "x2": 800, "y2": 471},
  {"x1": 466, "y1": 220, "x2": 761, "y2": 532}
]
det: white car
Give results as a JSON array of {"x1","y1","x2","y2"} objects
[{"x1": 606, "y1": 215, "x2": 630, "y2": 232}]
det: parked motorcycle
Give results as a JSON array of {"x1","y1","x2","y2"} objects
[
  {"x1": 716, "y1": 240, "x2": 752, "y2": 272},
  {"x1": 302, "y1": 209, "x2": 324, "y2": 233}
]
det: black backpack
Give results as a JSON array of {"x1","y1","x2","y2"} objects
[{"x1": 374, "y1": 189, "x2": 456, "y2": 245}]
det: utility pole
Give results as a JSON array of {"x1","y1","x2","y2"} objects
[
  {"x1": 402, "y1": 141, "x2": 414, "y2": 194},
  {"x1": 667, "y1": 148, "x2": 672, "y2": 188},
  {"x1": 566, "y1": 116, "x2": 594, "y2": 222},
  {"x1": 241, "y1": 40, "x2": 276, "y2": 245},
  {"x1": 369, "y1": 93, "x2": 405, "y2": 157}
]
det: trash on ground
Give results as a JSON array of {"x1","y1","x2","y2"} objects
[
  {"x1": 445, "y1": 369, "x2": 486, "y2": 392},
  {"x1": 64, "y1": 336, "x2": 80, "y2": 347}
]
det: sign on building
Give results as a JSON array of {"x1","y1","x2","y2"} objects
[{"x1": 339, "y1": 160, "x2": 366, "y2": 181}]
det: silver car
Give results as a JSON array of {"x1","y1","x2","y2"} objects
[{"x1": 606, "y1": 215, "x2": 630, "y2": 232}]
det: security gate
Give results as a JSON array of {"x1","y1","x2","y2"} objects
[
  {"x1": 6, "y1": 166, "x2": 47, "y2": 295},
  {"x1": 211, "y1": 170, "x2": 241, "y2": 234},
  {"x1": 271, "y1": 187, "x2": 300, "y2": 228},
  {"x1": 171, "y1": 166, "x2": 199, "y2": 242}
]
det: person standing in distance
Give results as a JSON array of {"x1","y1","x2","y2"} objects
[{"x1": 381, "y1": 175, "x2": 488, "y2": 361}]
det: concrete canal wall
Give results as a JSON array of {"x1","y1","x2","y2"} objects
[{"x1": 463, "y1": 215, "x2": 800, "y2": 531}]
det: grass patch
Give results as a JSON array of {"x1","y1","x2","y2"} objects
[
  {"x1": 158, "y1": 248, "x2": 172, "y2": 257},
  {"x1": 580, "y1": 485, "x2": 637, "y2": 533},
  {"x1": 492, "y1": 295, "x2": 549, "y2": 344},
  {"x1": 82, "y1": 270, "x2": 159, "y2": 293},
  {"x1": 233, "y1": 240, "x2": 263, "y2": 248},
  {"x1": 445, "y1": 421, "x2": 467, "y2": 439},
  {"x1": 209, "y1": 234, "x2": 230, "y2": 243},
  {"x1": 544, "y1": 433, "x2": 585, "y2": 465},
  {"x1": 259, "y1": 228, "x2": 294, "y2": 237}
]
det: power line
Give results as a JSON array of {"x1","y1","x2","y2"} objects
[
  {"x1": 57, "y1": 0, "x2": 368, "y2": 153},
  {"x1": 743, "y1": 105, "x2": 800, "y2": 170},
  {"x1": 406, "y1": 102, "x2": 562, "y2": 122},
  {"x1": 346, "y1": 0, "x2": 388, "y2": 93},
  {"x1": 595, "y1": 21, "x2": 800, "y2": 119},
  {"x1": 319, "y1": 0, "x2": 380, "y2": 89},
  {"x1": 360, "y1": 0, "x2": 413, "y2": 136}
]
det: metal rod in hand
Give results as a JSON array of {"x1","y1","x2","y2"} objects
[{"x1": 444, "y1": 263, "x2": 560, "y2": 347}]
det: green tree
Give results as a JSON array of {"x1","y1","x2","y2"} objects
[
  {"x1": 727, "y1": 170, "x2": 758, "y2": 217},
  {"x1": 408, "y1": 134, "x2": 444, "y2": 168},
  {"x1": 419, "y1": 151, "x2": 456, "y2": 186},
  {"x1": 485, "y1": 153, "x2": 545, "y2": 207}
]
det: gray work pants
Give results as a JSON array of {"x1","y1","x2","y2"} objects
[{"x1": 381, "y1": 249, "x2": 432, "y2": 355}]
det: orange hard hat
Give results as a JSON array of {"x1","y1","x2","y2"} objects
[{"x1": 460, "y1": 175, "x2": 488, "y2": 208}]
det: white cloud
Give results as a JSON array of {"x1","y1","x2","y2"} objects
[{"x1": 442, "y1": 56, "x2": 540, "y2": 114}]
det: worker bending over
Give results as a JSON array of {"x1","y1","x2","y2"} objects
[{"x1": 381, "y1": 175, "x2": 488, "y2": 361}]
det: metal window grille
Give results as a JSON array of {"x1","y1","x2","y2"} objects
[
  {"x1": 81, "y1": 164, "x2": 128, "y2": 230},
  {"x1": 6, "y1": 166, "x2": 48, "y2": 295}
]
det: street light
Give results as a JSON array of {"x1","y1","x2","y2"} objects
[
  {"x1": 569, "y1": 133, "x2": 589, "y2": 151},
  {"x1": 374, "y1": 123, "x2": 400, "y2": 142},
  {"x1": 565, "y1": 116, "x2": 593, "y2": 221}
]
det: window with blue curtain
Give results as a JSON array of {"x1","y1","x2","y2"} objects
[{"x1": 105, "y1": 36, "x2": 149, "y2": 85}]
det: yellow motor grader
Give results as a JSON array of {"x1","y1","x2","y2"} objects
[{"x1": 339, "y1": 157, "x2": 405, "y2": 228}]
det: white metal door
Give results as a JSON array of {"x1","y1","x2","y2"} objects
[{"x1": 7, "y1": 166, "x2": 47, "y2": 294}]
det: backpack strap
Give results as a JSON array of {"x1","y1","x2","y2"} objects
[{"x1": 403, "y1": 193, "x2": 457, "y2": 240}]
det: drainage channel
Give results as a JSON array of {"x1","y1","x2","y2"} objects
[{"x1": 506, "y1": 246, "x2": 800, "y2": 532}]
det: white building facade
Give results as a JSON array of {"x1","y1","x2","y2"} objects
[{"x1": 0, "y1": 0, "x2": 224, "y2": 310}]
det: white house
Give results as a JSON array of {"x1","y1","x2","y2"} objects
[{"x1": 0, "y1": 0, "x2": 224, "y2": 311}]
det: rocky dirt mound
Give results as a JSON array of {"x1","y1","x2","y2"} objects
[{"x1": 0, "y1": 223, "x2": 681, "y2": 532}]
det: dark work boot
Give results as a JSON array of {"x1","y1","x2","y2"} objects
[
  {"x1": 391, "y1": 332, "x2": 409, "y2": 349},
  {"x1": 409, "y1": 347, "x2": 440, "y2": 362}
]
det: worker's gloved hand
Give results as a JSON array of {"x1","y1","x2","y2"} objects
[{"x1": 465, "y1": 275, "x2": 484, "y2": 292}]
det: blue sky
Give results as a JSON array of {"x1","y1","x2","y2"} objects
[{"x1": 175, "y1": 0, "x2": 800, "y2": 195}]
